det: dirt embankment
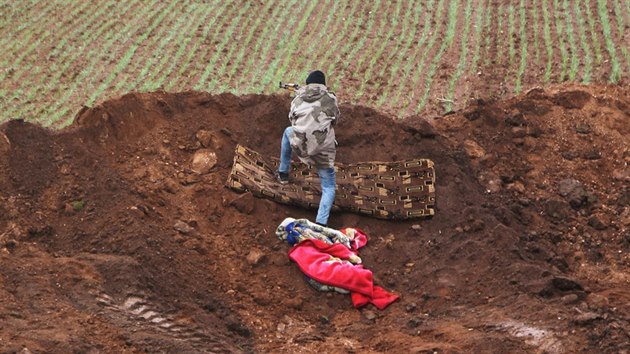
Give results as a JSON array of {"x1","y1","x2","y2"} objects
[{"x1": 0, "y1": 84, "x2": 628, "y2": 353}]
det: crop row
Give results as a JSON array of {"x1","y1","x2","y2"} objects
[{"x1": 0, "y1": 0, "x2": 628, "y2": 127}]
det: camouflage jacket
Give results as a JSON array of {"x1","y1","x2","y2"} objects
[{"x1": 288, "y1": 83, "x2": 340, "y2": 169}]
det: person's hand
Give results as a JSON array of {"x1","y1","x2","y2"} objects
[{"x1": 348, "y1": 255, "x2": 362, "y2": 264}]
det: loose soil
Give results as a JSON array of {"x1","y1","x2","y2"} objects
[{"x1": 1, "y1": 83, "x2": 629, "y2": 353}]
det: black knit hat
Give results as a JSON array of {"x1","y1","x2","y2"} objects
[{"x1": 305, "y1": 70, "x2": 326, "y2": 85}]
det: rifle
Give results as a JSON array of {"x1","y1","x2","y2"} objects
[{"x1": 279, "y1": 81, "x2": 300, "y2": 92}]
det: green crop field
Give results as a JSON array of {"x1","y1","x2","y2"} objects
[{"x1": 0, "y1": 0, "x2": 628, "y2": 127}]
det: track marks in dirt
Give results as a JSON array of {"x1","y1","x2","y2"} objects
[
  {"x1": 490, "y1": 320, "x2": 563, "y2": 353},
  {"x1": 96, "y1": 293, "x2": 236, "y2": 353}
]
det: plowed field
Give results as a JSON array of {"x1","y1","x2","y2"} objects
[
  {"x1": 0, "y1": 1, "x2": 628, "y2": 126},
  {"x1": 1, "y1": 1, "x2": 629, "y2": 353}
]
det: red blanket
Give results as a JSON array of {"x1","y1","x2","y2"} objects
[{"x1": 288, "y1": 232, "x2": 399, "y2": 310}]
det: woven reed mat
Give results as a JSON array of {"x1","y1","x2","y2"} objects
[{"x1": 226, "y1": 144, "x2": 436, "y2": 219}]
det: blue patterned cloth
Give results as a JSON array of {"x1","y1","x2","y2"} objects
[{"x1": 276, "y1": 217, "x2": 351, "y2": 248}]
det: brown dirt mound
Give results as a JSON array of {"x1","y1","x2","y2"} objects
[{"x1": 0, "y1": 84, "x2": 628, "y2": 353}]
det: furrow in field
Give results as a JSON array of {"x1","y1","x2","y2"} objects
[
  {"x1": 574, "y1": 0, "x2": 594, "y2": 83},
  {"x1": 5, "y1": 0, "x2": 119, "y2": 118},
  {"x1": 122, "y1": 1, "x2": 191, "y2": 92},
  {"x1": 481, "y1": 0, "x2": 494, "y2": 67},
  {"x1": 205, "y1": 2, "x2": 277, "y2": 93},
  {"x1": 173, "y1": 1, "x2": 232, "y2": 91},
  {"x1": 375, "y1": 0, "x2": 425, "y2": 110},
  {"x1": 612, "y1": 0, "x2": 626, "y2": 38},
  {"x1": 584, "y1": 0, "x2": 604, "y2": 66},
  {"x1": 0, "y1": 1, "x2": 72, "y2": 121},
  {"x1": 596, "y1": 0, "x2": 622, "y2": 82},
  {"x1": 342, "y1": 0, "x2": 395, "y2": 105},
  {"x1": 280, "y1": 0, "x2": 341, "y2": 93},
  {"x1": 194, "y1": 1, "x2": 255, "y2": 91},
  {"x1": 321, "y1": 2, "x2": 362, "y2": 87},
  {"x1": 411, "y1": 0, "x2": 460, "y2": 115},
  {"x1": 468, "y1": 0, "x2": 486, "y2": 75},
  {"x1": 514, "y1": 0, "x2": 529, "y2": 93},
  {"x1": 0, "y1": 1, "x2": 88, "y2": 83},
  {"x1": 0, "y1": 0, "x2": 59, "y2": 56},
  {"x1": 0, "y1": 1, "x2": 38, "y2": 33},
  {"x1": 390, "y1": 0, "x2": 443, "y2": 114},
  {"x1": 551, "y1": 0, "x2": 569, "y2": 81},
  {"x1": 163, "y1": 4, "x2": 221, "y2": 92},
  {"x1": 355, "y1": 0, "x2": 403, "y2": 99},
  {"x1": 243, "y1": 0, "x2": 304, "y2": 93},
  {"x1": 545, "y1": 0, "x2": 568, "y2": 83},
  {"x1": 474, "y1": 0, "x2": 510, "y2": 98},
  {"x1": 530, "y1": 0, "x2": 542, "y2": 66},
  {"x1": 134, "y1": 3, "x2": 199, "y2": 92},
  {"x1": 19, "y1": 0, "x2": 145, "y2": 126},
  {"x1": 443, "y1": 0, "x2": 474, "y2": 112},
  {"x1": 3, "y1": 0, "x2": 628, "y2": 125},
  {"x1": 186, "y1": 1, "x2": 244, "y2": 90},
  {"x1": 9, "y1": 1, "x2": 130, "y2": 121},
  {"x1": 262, "y1": 1, "x2": 322, "y2": 90},
  {"x1": 232, "y1": 1, "x2": 297, "y2": 92},
  {"x1": 333, "y1": 0, "x2": 383, "y2": 98},
  {"x1": 86, "y1": 1, "x2": 179, "y2": 108},
  {"x1": 47, "y1": 1, "x2": 166, "y2": 127},
  {"x1": 562, "y1": 0, "x2": 580, "y2": 81},
  {"x1": 454, "y1": 0, "x2": 488, "y2": 105},
  {"x1": 611, "y1": 0, "x2": 630, "y2": 75},
  {"x1": 214, "y1": 0, "x2": 279, "y2": 94},
  {"x1": 257, "y1": 1, "x2": 317, "y2": 90},
  {"x1": 507, "y1": 4, "x2": 516, "y2": 70},
  {"x1": 494, "y1": 3, "x2": 506, "y2": 68},
  {"x1": 4, "y1": 0, "x2": 95, "y2": 85},
  {"x1": 540, "y1": 0, "x2": 555, "y2": 82},
  {"x1": 155, "y1": 4, "x2": 216, "y2": 91},
  {"x1": 26, "y1": 0, "x2": 146, "y2": 119}
]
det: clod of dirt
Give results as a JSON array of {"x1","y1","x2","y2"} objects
[
  {"x1": 173, "y1": 220, "x2": 194, "y2": 234},
  {"x1": 553, "y1": 90, "x2": 592, "y2": 109},
  {"x1": 246, "y1": 249, "x2": 266, "y2": 266},
  {"x1": 229, "y1": 192, "x2": 256, "y2": 214},
  {"x1": 463, "y1": 139, "x2": 485, "y2": 159},
  {"x1": 191, "y1": 149, "x2": 217, "y2": 174}
]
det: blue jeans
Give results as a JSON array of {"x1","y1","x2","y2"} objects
[{"x1": 279, "y1": 127, "x2": 336, "y2": 225}]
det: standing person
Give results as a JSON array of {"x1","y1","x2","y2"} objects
[{"x1": 276, "y1": 70, "x2": 340, "y2": 227}]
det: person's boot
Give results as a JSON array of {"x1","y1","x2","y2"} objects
[{"x1": 275, "y1": 171, "x2": 289, "y2": 185}]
